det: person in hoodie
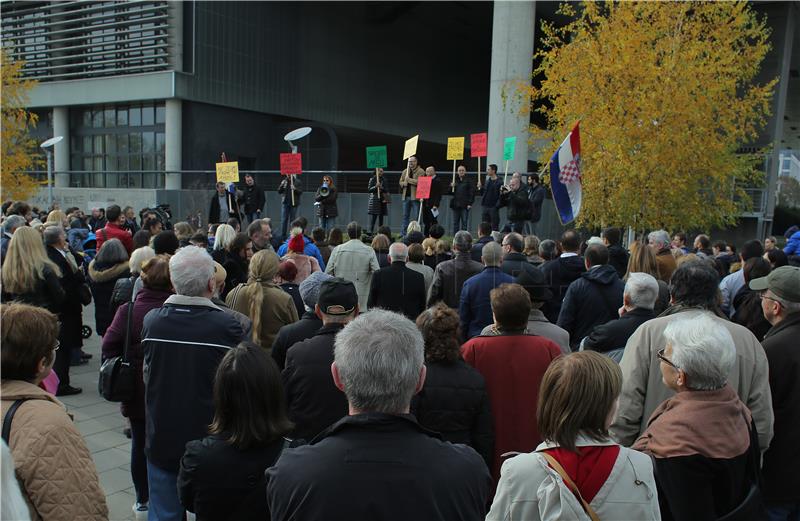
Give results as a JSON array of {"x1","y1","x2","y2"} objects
[
  {"x1": 540, "y1": 230, "x2": 586, "y2": 323},
  {"x1": 67, "y1": 218, "x2": 89, "y2": 253},
  {"x1": 602, "y1": 227, "x2": 629, "y2": 279},
  {"x1": 558, "y1": 244, "x2": 625, "y2": 351}
]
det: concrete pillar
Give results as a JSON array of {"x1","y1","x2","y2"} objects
[
  {"x1": 487, "y1": 1, "x2": 535, "y2": 177},
  {"x1": 52, "y1": 106, "x2": 70, "y2": 187},
  {"x1": 168, "y1": 1, "x2": 183, "y2": 72},
  {"x1": 165, "y1": 98, "x2": 182, "y2": 190}
]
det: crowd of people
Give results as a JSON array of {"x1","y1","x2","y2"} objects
[{"x1": 1, "y1": 192, "x2": 799, "y2": 521}]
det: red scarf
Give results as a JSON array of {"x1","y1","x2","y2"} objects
[{"x1": 543, "y1": 445, "x2": 620, "y2": 502}]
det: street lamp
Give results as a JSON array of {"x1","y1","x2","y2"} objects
[
  {"x1": 40, "y1": 135, "x2": 63, "y2": 210},
  {"x1": 282, "y1": 127, "x2": 312, "y2": 207}
]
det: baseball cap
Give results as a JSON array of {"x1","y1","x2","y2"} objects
[
  {"x1": 299, "y1": 271, "x2": 333, "y2": 307},
  {"x1": 749, "y1": 265, "x2": 800, "y2": 303},
  {"x1": 317, "y1": 277, "x2": 358, "y2": 315}
]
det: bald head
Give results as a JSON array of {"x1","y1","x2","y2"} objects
[
  {"x1": 481, "y1": 241, "x2": 503, "y2": 267},
  {"x1": 389, "y1": 242, "x2": 408, "y2": 262},
  {"x1": 425, "y1": 166, "x2": 435, "y2": 176}
]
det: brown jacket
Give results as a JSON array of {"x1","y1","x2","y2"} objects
[
  {"x1": 226, "y1": 282, "x2": 299, "y2": 352},
  {"x1": 655, "y1": 248, "x2": 677, "y2": 283},
  {"x1": 399, "y1": 166, "x2": 424, "y2": 200},
  {"x1": 1, "y1": 380, "x2": 107, "y2": 521}
]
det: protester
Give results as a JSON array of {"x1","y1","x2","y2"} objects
[
  {"x1": 526, "y1": 173, "x2": 546, "y2": 236},
  {"x1": 633, "y1": 314, "x2": 756, "y2": 521},
  {"x1": 209, "y1": 181, "x2": 240, "y2": 225},
  {"x1": 523, "y1": 235, "x2": 545, "y2": 266},
  {"x1": 399, "y1": 156, "x2": 423, "y2": 236},
  {"x1": 582, "y1": 272, "x2": 658, "y2": 357},
  {"x1": 426, "y1": 231, "x2": 482, "y2": 309},
  {"x1": 646, "y1": 230, "x2": 676, "y2": 283},
  {"x1": 371, "y1": 233, "x2": 391, "y2": 268},
  {"x1": 462, "y1": 283, "x2": 563, "y2": 482},
  {"x1": 602, "y1": 227, "x2": 629, "y2": 278},
  {"x1": 143, "y1": 216, "x2": 163, "y2": 237},
  {"x1": 315, "y1": 175, "x2": 338, "y2": 231},
  {"x1": 110, "y1": 246, "x2": 155, "y2": 314},
  {"x1": 406, "y1": 242, "x2": 434, "y2": 294},
  {"x1": 88, "y1": 238, "x2": 131, "y2": 337},
  {"x1": 731, "y1": 257, "x2": 772, "y2": 341},
  {"x1": 720, "y1": 239, "x2": 765, "y2": 317},
  {"x1": 132, "y1": 229, "x2": 151, "y2": 250},
  {"x1": 500, "y1": 232, "x2": 538, "y2": 278},
  {"x1": 478, "y1": 164, "x2": 502, "y2": 231},
  {"x1": 178, "y1": 342, "x2": 292, "y2": 520},
  {"x1": 102, "y1": 255, "x2": 172, "y2": 519},
  {"x1": 488, "y1": 351, "x2": 659, "y2": 521},
  {"x1": 1, "y1": 303, "x2": 108, "y2": 520},
  {"x1": 222, "y1": 232, "x2": 253, "y2": 297},
  {"x1": 281, "y1": 229, "x2": 320, "y2": 284},
  {"x1": 189, "y1": 231, "x2": 208, "y2": 249},
  {"x1": 611, "y1": 260, "x2": 773, "y2": 453},
  {"x1": 540, "y1": 230, "x2": 586, "y2": 322},
  {"x1": 558, "y1": 244, "x2": 625, "y2": 350},
  {"x1": 368, "y1": 242, "x2": 427, "y2": 320},
  {"x1": 240, "y1": 173, "x2": 266, "y2": 224},
  {"x1": 277, "y1": 175, "x2": 302, "y2": 239},
  {"x1": 310, "y1": 226, "x2": 331, "y2": 264},
  {"x1": 67, "y1": 217, "x2": 90, "y2": 253},
  {"x1": 275, "y1": 259, "x2": 304, "y2": 318},
  {"x1": 141, "y1": 246, "x2": 246, "y2": 520},
  {"x1": 325, "y1": 221, "x2": 380, "y2": 310},
  {"x1": 539, "y1": 238, "x2": 558, "y2": 261},
  {"x1": 420, "y1": 166, "x2": 445, "y2": 237},
  {"x1": 95, "y1": 204, "x2": 134, "y2": 254},
  {"x1": 471, "y1": 221, "x2": 494, "y2": 262},
  {"x1": 225, "y1": 250, "x2": 298, "y2": 352},
  {"x1": 750, "y1": 266, "x2": 800, "y2": 518},
  {"x1": 412, "y1": 303, "x2": 493, "y2": 468},
  {"x1": 459, "y1": 241, "x2": 513, "y2": 338},
  {"x1": 625, "y1": 240, "x2": 671, "y2": 316},
  {"x1": 1, "y1": 226, "x2": 65, "y2": 313},
  {"x1": 267, "y1": 309, "x2": 491, "y2": 520},
  {"x1": 450, "y1": 165, "x2": 475, "y2": 235},
  {"x1": 368, "y1": 168, "x2": 389, "y2": 233}
]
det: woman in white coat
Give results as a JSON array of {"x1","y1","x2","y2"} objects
[{"x1": 487, "y1": 351, "x2": 661, "y2": 521}]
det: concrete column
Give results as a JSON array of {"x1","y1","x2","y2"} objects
[
  {"x1": 52, "y1": 106, "x2": 70, "y2": 187},
  {"x1": 487, "y1": 1, "x2": 535, "y2": 177},
  {"x1": 165, "y1": 98, "x2": 182, "y2": 190},
  {"x1": 168, "y1": 1, "x2": 183, "y2": 72}
]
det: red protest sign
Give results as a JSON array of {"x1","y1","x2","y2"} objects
[
  {"x1": 416, "y1": 176, "x2": 432, "y2": 200},
  {"x1": 470, "y1": 132, "x2": 487, "y2": 157},
  {"x1": 279, "y1": 153, "x2": 303, "y2": 175}
]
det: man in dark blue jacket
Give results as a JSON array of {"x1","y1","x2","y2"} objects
[
  {"x1": 460, "y1": 242, "x2": 513, "y2": 339},
  {"x1": 558, "y1": 243, "x2": 625, "y2": 350},
  {"x1": 470, "y1": 221, "x2": 495, "y2": 263},
  {"x1": 540, "y1": 230, "x2": 586, "y2": 322},
  {"x1": 478, "y1": 164, "x2": 502, "y2": 231},
  {"x1": 142, "y1": 246, "x2": 247, "y2": 521}
]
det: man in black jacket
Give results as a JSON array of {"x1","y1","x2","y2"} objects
[
  {"x1": 540, "y1": 230, "x2": 586, "y2": 322},
  {"x1": 282, "y1": 278, "x2": 359, "y2": 441},
  {"x1": 272, "y1": 271, "x2": 332, "y2": 370},
  {"x1": 428, "y1": 231, "x2": 483, "y2": 309},
  {"x1": 421, "y1": 166, "x2": 444, "y2": 237},
  {"x1": 526, "y1": 173, "x2": 547, "y2": 235},
  {"x1": 450, "y1": 165, "x2": 475, "y2": 235},
  {"x1": 558, "y1": 244, "x2": 625, "y2": 350},
  {"x1": 602, "y1": 226, "x2": 629, "y2": 279},
  {"x1": 500, "y1": 232, "x2": 539, "y2": 279},
  {"x1": 239, "y1": 173, "x2": 266, "y2": 225},
  {"x1": 141, "y1": 247, "x2": 247, "y2": 519},
  {"x1": 367, "y1": 242, "x2": 426, "y2": 320},
  {"x1": 209, "y1": 181, "x2": 240, "y2": 225},
  {"x1": 582, "y1": 272, "x2": 658, "y2": 354},
  {"x1": 470, "y1": 221, "x2": 494, "y2": 263},
  {"x1": 267, "y1": 309, "x2": 491, "y2": 521},
  {"x1": 478, "y1": 164, "x2": 501, "y2": 231},
  {"x1": 498, "y1": 174, "x2": 530, "y2": 233}
]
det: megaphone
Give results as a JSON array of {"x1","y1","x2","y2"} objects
[{"x1": 319, "y1": 182, "x2": 330, "y2": 197}]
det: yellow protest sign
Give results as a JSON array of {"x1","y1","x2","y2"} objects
[
  {"x1": 447, "y1": 137, "x2": 465, "y2": 160},
  {"x1": 403, "y1": 135, "x2": 419, "y2": 160},
  {"x1": 215, "y1": 161, "x2": 239, "y2": 183}
]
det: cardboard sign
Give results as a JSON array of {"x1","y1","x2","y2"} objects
[
  {"x1": 470, "y1": 132, "x2": 487, "y2": 157},
  {"x1": 279, "y1": 153, "x2": 303, "y2": 175},
  {"x1": 447, "y1": 137, "x2": 465, "y2": 160},
  {"x1": 215, "y1": 161, "x2": 239, "y2": 183},
  {"x1": 366, "y1": 145, "x2": 388, "y2": 169},
  {"x1": 416, "y1": 175, "x2": 432, "y2": 200},
  {"x1": 503, "y1": 136, "x2": 517, "y2": 161},
  {"x1": 403, "y1": 135, "x2": 419, "y2": 160}
]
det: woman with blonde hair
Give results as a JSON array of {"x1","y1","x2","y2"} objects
[
  {"x1": 45, "y1": 209, "x2": 68, "y2": 229},
  {"x1": 280, "y1": 228, "x2": 320, "y2": 284},
  {"x1": 225, "y1": 250, "x2": 298, "y2": 351},
  {"x1": 173, "y1": 222, "x2": 194, "y2": 247},
  {"x1": 625, "y1": 241, "x2": 670, "y2": 315},
  {"x1": 1, "y1": 227, "x2": 64, "y2": 312},
  {"x1": 212, "y1": 223, "x2": 236, "y2": 264}
]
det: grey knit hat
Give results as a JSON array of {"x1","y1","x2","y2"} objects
[{"x1": 299, "y1": 271, "x2": 334, "y2": 307}]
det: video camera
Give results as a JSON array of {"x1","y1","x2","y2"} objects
[{"x1": 139, "y1": 204, "x2": 173, "y2": 230}]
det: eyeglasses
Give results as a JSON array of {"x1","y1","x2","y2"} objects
[
  {"x1": 760, "y1": 292, "x2": 780, "y2": 304},
  {"x1": 657, "y1": 348, "x2": 678, "y2": 370}
]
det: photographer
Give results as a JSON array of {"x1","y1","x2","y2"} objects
[
  {"x1": 315, "y1": 175, "x2": 338, "y2": 232},
  {"x1": 498, "y1": 173, "x2": 530, "y2": 234}
]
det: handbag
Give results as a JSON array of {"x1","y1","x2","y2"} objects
[
  {"x1": 98, "y1": 290, "x2": 136, "y2": 402},
  {"x1": 78, "y1": 283, "x2": 92, "y2": 306},
  {"x1": 541, "y1": 452, "x2": 601, "y2": 521}
]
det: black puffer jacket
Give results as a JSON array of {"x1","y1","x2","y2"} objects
[
  {"x1": 88, "y1": 260, "x2": 131, "y2": 336},
  {"x1": 411, "y1": 359, "x2": 493, "y2": 470},
  {"x1": 368, "y1": 176, "x2": 389, "y2": 216},
  {"x1": 314, "y1": 186, "x2": 338, "y2": 218}
]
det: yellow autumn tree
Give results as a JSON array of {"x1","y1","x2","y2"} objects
[
  {"x1": 1, "y1": 48, "x2": 42, "y2": 201},
  {"x1": 522, "y1": 1, "x2": 776, "y2": 231}
]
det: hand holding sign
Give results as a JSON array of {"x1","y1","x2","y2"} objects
[
  {"x1": 366, "y1": 146, "x2": 388, "y2": 169},
  {"x1": 216, "y1": 161, "x2": 239, "y2": 183}
]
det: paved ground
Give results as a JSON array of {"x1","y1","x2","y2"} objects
[{"x1": 60, "y1": 305, "x2": 138, "y2": 521}]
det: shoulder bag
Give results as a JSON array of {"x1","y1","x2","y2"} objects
[
  {"x1": 541, "y1": 452, "x2": 601, "y2": 521},
  {"x1": 2, "y1": 399, "x2": 30, "y2": 444},
  {"x1": 98, "y1": 290, "x2": 136, "y2": 402}
]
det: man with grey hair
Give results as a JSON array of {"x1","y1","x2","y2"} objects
[
  {"x1": 0, "y1": 214, "x2": 26, "y2": 265},
  {"x1": 428, "y1": 230, "x2": 483, "y2": 309},
  {"x1": 247, "y1": 218, "x2": 273, "y2": 253},
  {"x1": 325, "y1": 221, "x2": 380, "y2": 310},
  {"x1": 267, "y1": 309, "x2": 491, "y2": 520},
  {"x1": 459, "y1": 241, "x2": 513, "y2": 339},
  {"x1": 611, "y1": 260, "x2": 773, "y2": 453},
  {"x1": 582, "y1": 272, "x2": 658, "y2": 357},
  {"x1": 271, "y1": 271, "x2": 333, "y2": 370},
  {"x1": 500, "y1": 231, "x2": 538, "y2": 279},
  {"x1": 648, "y1": 229, "x2": 677, "y2": 283},
  {"x1": 141, "y1": 246, "x2": 246, "y2": 520},
  {"x1": 367, "y1": 242, "x2": 426, "y2": 319}
]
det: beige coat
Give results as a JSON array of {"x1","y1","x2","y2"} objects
[
  {"x1": 610, "y1": 309, "x2": 774, "y2": 452},
  {"x1": 0, "y1": 380, "x2": 107, "y2": 521},
  {"x1": 325, "y1": 239, "x2": 381, "y2": 310},
  {"x1": 399, "y1": 166, "x2": 424, "y2": 200}
]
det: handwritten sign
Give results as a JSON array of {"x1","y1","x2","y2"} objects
[
  {"x1": 503, "y1": 136, "x2": 517, "y2": 161},
  {"x1": 215, "y1": 161, "x2": 239, "y2": 183},
  {"x1": 416, "y1": 175, "x2": 432, "y2": 200},
  {"x1": 403, "y1": 135, "x2": 419, "y2": 160},
  {"x1": 366, "y1": 145, "x2": 388, "y2": 169},
  {"x1": 279, "y1": 153, "x2": 303, "y2": 175},
  {"x1": 470, "y1": 132, "x2": 487, "y2": 157},
  {"x1": 447, "y1": 137, "x2": 465, "y2": 161}
]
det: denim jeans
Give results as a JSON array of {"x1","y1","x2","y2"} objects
[
  {"x1": 280, "y1": 204, "x2": 297, "y2": 240},
  {"x1": 319, "y1": 216, "x2": 332, "y2": 232},
  {"x1": 452, "y1": 208, "x2": 470, "y2": 235},
  {"x1": 130, "y1": 419, "x2": 148, "y2": 504},
  {"x1": 767, "y1": 502, "x2": 800, "y2": 521},
  {"x1": 402, "y1": 199, "x2": 420, "y2": 236},
  {"x1": 147, "y1": 462, "x2": 182, "y2": 521},
  {"x1": 246, "y1": 211, "x2": 260, "y2": 225},
  {"x1": 481, "y1": 207, "x2": 500, "y2": 231}
]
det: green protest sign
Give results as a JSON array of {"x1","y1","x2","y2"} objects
[
  {"x1": 503, "y1": 136, "x2": 517, "y2": 161},
  {"x1": 366, "y1": 145, "x2": 388, "y2": 169}
]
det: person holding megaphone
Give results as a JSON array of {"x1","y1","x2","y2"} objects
[{"x1": 315, "y1": 175, "x2": 338, "y2": 232}]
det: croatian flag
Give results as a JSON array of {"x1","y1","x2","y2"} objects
[{"x1": 549, "y1": 122, "x2": 582, "y2": 224}]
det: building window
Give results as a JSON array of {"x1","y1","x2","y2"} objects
[{"x1": 69, "y1": 102, "x2": 165, "y2": 188}]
